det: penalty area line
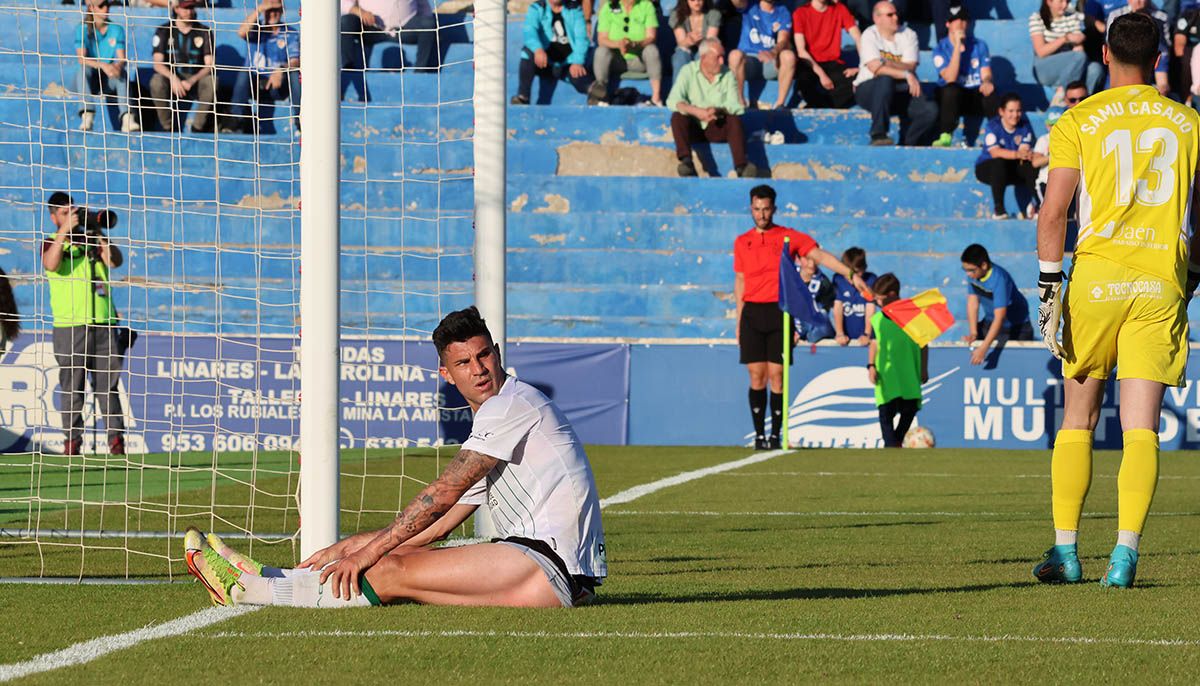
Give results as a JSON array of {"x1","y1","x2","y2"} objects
[
  {"x1": 198, "y1": 628, "x2": 1200, "y2": 648},
  {"x1": 0, "y1": 606, "x2": 260, "y2": 683}
]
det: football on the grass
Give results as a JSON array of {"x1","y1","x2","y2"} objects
[{"x1": 903, "y1": 425, "x2": 935, "y2": 449}]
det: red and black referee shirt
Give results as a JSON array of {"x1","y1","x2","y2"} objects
[{"x1": 733, "y1": 225, "x2": 818, "y2": 303}]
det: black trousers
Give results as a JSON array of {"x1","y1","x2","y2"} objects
[
  {"x1": 975, "y1": 158, "x2": 1038, "y2": 215},
  {"x1": 937, "y1": 84, "x2": 997, "y2": 136},
  {"x1": 792, "y1": 59, "x2": 855, "y2": 108},
  {"x1": 879, "y1": 397, "x2": 919, "y2": 448}
]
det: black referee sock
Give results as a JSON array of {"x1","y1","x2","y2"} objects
[
  {"x1": 749, "y1": 387, "x2": 767, "y2": 439},
  {"x1": 769, "y1": 391, "x2": 784, "y2": 440}
]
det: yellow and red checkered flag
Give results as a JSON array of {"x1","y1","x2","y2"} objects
[{"x1": 881, "y1": 288, "x2": 955, "y2": 347}]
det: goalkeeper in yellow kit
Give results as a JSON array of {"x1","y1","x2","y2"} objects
[{"x1": 1036, "y1": 12, "x2": 1200, "y2": 588}]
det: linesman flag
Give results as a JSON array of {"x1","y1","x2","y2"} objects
[
  {"x1": 778, "y1": 243, "x2": 834, "y2": 343},
  {"x1": 881, "y1": 288, "x2": 955, "y2": 347}
]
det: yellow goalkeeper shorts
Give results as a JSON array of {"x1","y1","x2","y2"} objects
[{"x1": 1061, "y1": 258, "x2": 1189, "y2": 386}]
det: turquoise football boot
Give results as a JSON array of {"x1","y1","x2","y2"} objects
[
  {"x1": 1033, "y1": 544, "x2": 1083, "y2": 583},
  {"x1": 1100, "y1": 545, "x2": 1139, "y2": 589}
]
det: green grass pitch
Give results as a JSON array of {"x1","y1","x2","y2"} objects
[{"x1": 4, "y1": 446, "x2": 1200, "y2": 683}]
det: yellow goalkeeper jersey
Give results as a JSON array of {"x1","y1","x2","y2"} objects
[{"x1": 1049, "y1": 84, "x2": 1200, "y2": 294}]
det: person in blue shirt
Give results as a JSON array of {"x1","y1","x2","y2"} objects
[
  {"x1": 232, "y1": 1, "x2": 301, "y2": 134},
  {"x1": 512, "y1": 0, "x2": 590, "y2": 105},
  {"x1": 960, "y1": 243, "x2": 1033, "y2": 366},
  {"x1": 74, "y1": 0, "x2": 137, "y2": 132},
  {"x1": 831, "y1": 247, "x2": 877, "y2": 345},
  {"x1": 932, "y1": 5, "x2": 996, "y2": 147},
  {"x1": 974, "y1": 93, "x2": 1038, "y2": 219},
  {"x1": 727, "y1": 0, "x2": 797, "y2": 110}
]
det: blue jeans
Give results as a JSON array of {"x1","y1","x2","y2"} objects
[
  {"x1": 853, "y1": 75, "x2": 937, "y2": 144},
  {"x1": 231, "y1": 69, "x2": 301, "y2": 124},
  {"x1": 76, "y1": 66, "x2": 129, "y2": 115},
  {"x1": 671, "y1": 47, "x2": 697, "y2": 80},
  {"x1": 1033, "y1": 50, "x2": 1095, "y2": 89}
]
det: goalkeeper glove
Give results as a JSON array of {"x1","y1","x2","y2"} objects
[
  {"x1": 1187, "y1": 263, "x2": 1200, "y2": 303},
  {"x1": 1037, "y1": 267, "x2": 1065, "y2": 360}
]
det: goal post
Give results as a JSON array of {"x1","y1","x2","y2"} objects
[{"x1": 298, "y1": 0, "x2": 342, "y2": 561}]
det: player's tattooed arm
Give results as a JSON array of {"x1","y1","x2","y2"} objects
[{"x1": 380, "y1": 449, "x2": 499, "y2": 549}]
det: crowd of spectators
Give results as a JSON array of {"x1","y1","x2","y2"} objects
[{"x1": 507, "y1": 0, "x2": 1200, "y2": 183}]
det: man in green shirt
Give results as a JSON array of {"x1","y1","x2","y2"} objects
[
  {"x1": 590, "y1": 0, "x2": 664, "y2": 105},
  {"x1": 41, "y1": 192, "x2": 127, "y2": 456},
  {"x1": 667, "y1": 38, "x2": 756, "y2": 177}
]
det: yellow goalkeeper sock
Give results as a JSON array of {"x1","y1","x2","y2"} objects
[
  {"x1": 1117, "y1": 429, "x2": 1159, "y2": 536},
  {"x1": 1051, "y1": 429, "x2": 1093, "y2": 532}
]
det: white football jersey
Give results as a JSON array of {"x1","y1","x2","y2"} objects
[{"x1": 459, "y1": 377, "x2": 607, "y2": 579}]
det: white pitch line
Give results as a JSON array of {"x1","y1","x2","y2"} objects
[
  {"x1": 198, "y1": 628, "x2": 1200, "y2": 648},
  {"x1": 1, "y1": 448, "x2": 791, "y2": 680},
  {"x1": 724, "y1": 471, "x2": 1200, "y2": 481},
  {"x1": 605, "y1": 510, "x2": 1200, "y2": 518},
  {"x1": 599, "y1": 449, "x2": 791, "y2": 508},
  {"x1": 0, "y1": 606, "x2": 259, "y2": 683}
]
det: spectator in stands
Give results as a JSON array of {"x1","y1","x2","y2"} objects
[
  {"x1": 0, "y1": 267, "x2": 19, "y2": 354},
  {"x1": 932, "y1": 5, "x2": 996, "y2": 147},
  {"x1": 340, "y1": 0, "x2": 439, "y2": 82},
  {"x1": 1175, "y1": 2, "x2": 1200, "y2": 103},
  {"x1": 1084, "y1": 0, "x2": 1129, "y2": 60},
  {"x1": 832, "y1": 246, "x2": 877, "y2": 346},
  {"x1": 513, "y1": 0, "x2": 590, "y2": 105},
  {"x1": 589, "y1": 0, "x2": 663, "y2": 106},
  {"x1": 75, "y1": 0, "x2": 138, "y2": 133},
  {"x1": 790, "y1": 0, "x2": 861, "y2": 109},
  {"x1": 668, "y1": 38, "x2": 756, "y2": 177},
  {"x1": 231, "y1": 1, "x2": 301, "y2": 133},
  {"x1": 1107, "y1": 0, "x2": 1172, "y2": 95},
  {"x1": 960, "y1": 243, "x2": 1033, "y2": 366},
  {"x1": 1032, "y1": 81, "x2": 1086, "y2": 204},
  {"x1": 868, "y1": 273, "x2": 926, "y2": 448},
  {"x1": 734, "y1": 184, "x2": 868, "y2": 450},
  {"x1": 670, "y1": 0, "x2": 722, "y2": 83},
  {"x1": 852, "y1": 1, "x2": 936, "y2": 146},
  {"x1": 150, "y1": 0, "x2": 216, "y2": 133},
  {"x1": 1031, "y1": 0, "x2": 1105, "y2": 105},
  {"x1": 974, "y1": 93, "x2": 1038, "y2": 219},
  {"x1": 728, "y1": 0, "x2": 796, "y2": 110},
  {"x1": 41, "y1": 192, "x2": 128, "y2": 457}
]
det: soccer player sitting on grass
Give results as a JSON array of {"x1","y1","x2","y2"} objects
[
  {"x1": 1035, "y1": 12, "x2": 1200, "y2": 588},
  {"x1": 867, "y1": 273, "x2": 927, "y2": 448},
  {"x1": 185, "y1": 306, "x2": 607, "y2": 608}
]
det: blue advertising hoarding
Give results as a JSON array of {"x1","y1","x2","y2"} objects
[
  {"x1": 628, "y1": 342, "x2": 1200, "y2": 450},
  {"x1": 0, "y1": 334, "x2": 629, "y2": 454}
]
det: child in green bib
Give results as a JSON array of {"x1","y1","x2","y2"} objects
[{"x1": 867, "y1": 273, "x2": 928, "y2": 448}]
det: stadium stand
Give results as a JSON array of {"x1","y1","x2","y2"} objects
[{"x1": 2, "y1": 0, "x2": 1064, "y2": 341}]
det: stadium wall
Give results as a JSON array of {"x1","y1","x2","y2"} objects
[{"x1": 6, "y1": 335, "x2": 1200, "y2": 453}]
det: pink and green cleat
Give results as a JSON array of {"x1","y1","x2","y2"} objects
[
  {"x1": 184, "y1": 526, "x2": 244, "y2": 606},
  {"x1": 206, "y1": 531, "x2": 265, "y2": 576}
]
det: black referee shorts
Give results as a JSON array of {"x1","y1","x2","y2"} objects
[{"x1": 739, "y1": 301, "x2": 793, "y2": 365}]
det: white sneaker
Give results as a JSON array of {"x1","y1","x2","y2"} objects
[
  {"x1": 120, "y1": 113, "x2": 140, "y2": 133},
  {"x1": 80, "y1": 111, "x2": 94, "y2": 131}
]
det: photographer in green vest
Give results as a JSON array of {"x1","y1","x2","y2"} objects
[{"x1": 42, "y1": 192, "x2": 127, "y2": 456}]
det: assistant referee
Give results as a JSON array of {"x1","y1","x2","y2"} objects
[{"x1": 733, "y1": 184, "x2": 867, "y2": 450}]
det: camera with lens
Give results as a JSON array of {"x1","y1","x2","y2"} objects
[{"x1": 69, "y1": 208, "x2": 118, "y2": 247}]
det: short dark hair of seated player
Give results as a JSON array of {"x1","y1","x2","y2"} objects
[
  {"x1": 432, "y1": 306, "x2": 496, "y2": 360},
  {"x1": 960, "y1": 242, "x2": 990, "y2": 267},
  {"x1": 1106, "y1": 12, "x2": 1164, "y2": 70}
]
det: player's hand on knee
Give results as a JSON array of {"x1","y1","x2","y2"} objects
[
  {"x1": 1037, "y1": 269, "x2": 1065, "y2": 359},
  {"x1": 298, "y1": 542, "x2": 344, "y2": 571}
]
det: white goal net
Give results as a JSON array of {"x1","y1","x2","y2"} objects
[{"x1": 0, "y1": 0, "x2": 481, "y2": 579}]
